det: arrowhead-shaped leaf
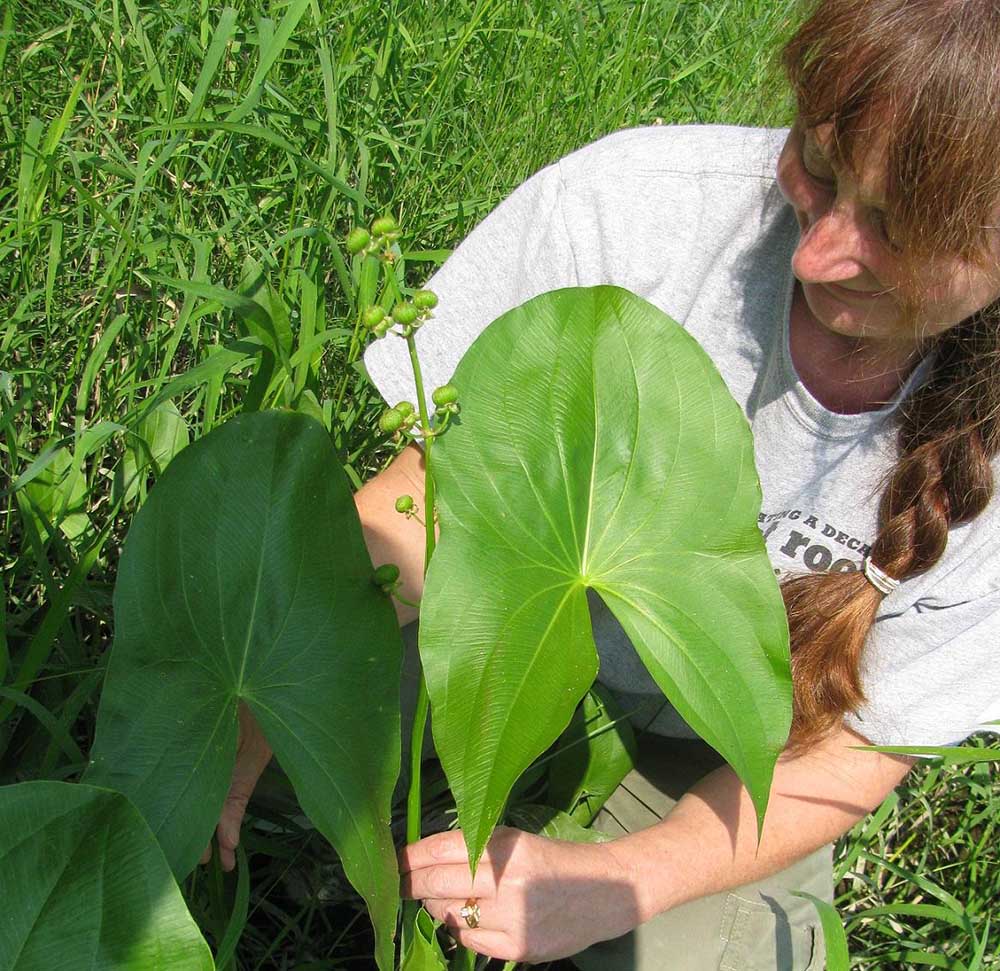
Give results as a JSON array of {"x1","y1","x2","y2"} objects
[
  {"x1": 0, "y1": 781, "x2": 212, "y2": 970},
  {"x1": 86, "y1": 411, "x2": 402, "y2": 970},
  {"x1": 420, "y1": 286, "x2": 790, "y2": 870}
]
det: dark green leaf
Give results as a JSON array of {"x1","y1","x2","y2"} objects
[
  {"x1": 214, "y1": 845, "x2": 251, "y2": 967},
  {"x1": 0, "y1": 781, "x2": 212, "y2": 970},
  {"x1": 87, "y1": 411, "x2": 402, "y2": 970}
]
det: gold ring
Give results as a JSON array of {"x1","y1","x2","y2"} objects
[{"x1": 459, "y1": 898, "x2": 480, "y2": 929}]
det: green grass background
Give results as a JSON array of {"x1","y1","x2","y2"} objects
[{"x1": 1, "y1": 0, "x2": 997, "y2": 967}]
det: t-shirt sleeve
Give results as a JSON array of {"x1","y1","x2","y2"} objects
[
  {"x1": 843, "y1": 583, "x2": 1000, "y2": 746},
  {"x1": 363, "y1": 159, "x2": 578, "y2": 414}
]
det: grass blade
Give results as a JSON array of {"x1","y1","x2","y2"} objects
[
  {"x1": 227, "y1": 0, "x2": 312, "y2": 124},
  {"x1": 186, "y1": 7, "x2": 239, "y2": 121},
  {"x1": 791, "y1": 892, "x2": 850, "y2": 971},
  {"x1": 213, "y1": 845, "x2": 251, "y2": 969}
]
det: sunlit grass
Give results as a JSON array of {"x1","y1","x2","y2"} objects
[{"x1": 2, "y1": 1, "x2": 996, "y2": 967}]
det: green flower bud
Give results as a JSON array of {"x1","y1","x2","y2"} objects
[
  {"x1": 363, "y1": 305, "x2": 386, "y2": 329},
  {"x1": 346, "y1": 228, "x2": 371, "y2": 254},
  {"x1": 392, "y1": 302, "x2": 418, "y2": 326},
  {"x1": 371, "y1": 215, "x2": 398, "y2": 236},
  {"x1": 379, "y1": 408, "x2": 404, "y2": 434},
  {"x1": 373, "y1": 320, "x2": 392, "y2": 338},
  {"x1": 395, "y1": 494, "x2": 414, "y2": 514},
  {"x1": 413, "y1": 289, "x2": 439, "y2": 310},
  {"x1": 431, "y1": 384, "x2": 459, "y2": 406},
  {"x1": 395, "y1": 401, "x2": 415, "y2": 418},
  {"x1": 372, "y1": 563, "x2": 400, "y2": 586}
]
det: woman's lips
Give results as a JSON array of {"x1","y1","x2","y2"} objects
[{"x1": 821, "y1": 281, "x2": 887, "y2": 302}]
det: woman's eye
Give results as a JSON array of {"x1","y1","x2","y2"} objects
[
  {"x1": 801, "y1": 145, "x2": 836, "y2": 186},
  {"x1": 869, "y1": 209, "x2": 901, "y2": 251}
]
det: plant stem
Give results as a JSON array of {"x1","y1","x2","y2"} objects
[
  {"x1": 404, "y1": 330, "x2": 437, "y2": 848},
  {"x1": 407, "y1": 675, "x2": 430, "y2": 846},
  {"x1": 401, "y1": 329, "x2": 440, "y2": 958},
  {"x1": 448, "y1": 946, "x2": 478, "y2": 971},
  {"x1": 407, "y1": 332, "x2": 437, "y2": 568}
]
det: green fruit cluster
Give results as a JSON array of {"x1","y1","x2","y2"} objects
[
  {"x1": 344, "y1": 214, "x2": 401, "y2": 260},
  {"x1": 432, "y1": 384, "x2": 460, "y2": 418}
]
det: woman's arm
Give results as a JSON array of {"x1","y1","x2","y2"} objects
[
  {"x1": 204, "y1": 443, "x2": 430, "y2": 870},
  {"x1": 354, "y1": 442, "x2": 431, "y2": 627},
  {"x1": 401, "y1": 725, "x2": 915, "y2": 963},
  {"x1": 622, "y1": 724, "x2": 914, "y2": 918}
]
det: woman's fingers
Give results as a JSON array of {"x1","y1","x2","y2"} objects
[
  {"x1": 399, "y1": 826, "x2": 524, "y2": 891},
  {"x1": 400, "y1": 861, "x2": 497, "y2": 901},
  {"x1": 207, "y1": 703, "x2": 272, "y2": 872},
  {"x1": 447, "y1": 928, "x2": 519, "y2": 963},
  {"x1": 424, "y1": 897, "x2": 499, "y2": 932},
  {"x1": 398, "y1": 829, "x2": 470, "y2": 872},
  {"x1": 217, "y1": 828, "x2": 238, "y2": 872}
]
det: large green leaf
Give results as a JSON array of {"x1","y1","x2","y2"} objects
[
  {"x1": 86, "y1": 411, "x2": 402, "y2": 970},
  {"x1": 420, "y1": 286, "x2": 790, "y2": 870},
  {"x1": 0, "y1": 781, "x2": 212, "y2": 970}
]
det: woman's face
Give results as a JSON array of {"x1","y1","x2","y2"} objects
[{"x1": 776, "y1": 123, "x2": 1000, "y2": 352}]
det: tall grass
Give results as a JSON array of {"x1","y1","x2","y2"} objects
[{"x1": 1, "y1": 1, "x2": 996, "y2": 967}]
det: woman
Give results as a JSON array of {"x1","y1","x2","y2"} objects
[{"x1": 211, "y1": 1, "x2": 1000, "y2": 967}]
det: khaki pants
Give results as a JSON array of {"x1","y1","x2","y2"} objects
[{"x1": 570, "y1": 735, "x2": 831, "y2": 971}]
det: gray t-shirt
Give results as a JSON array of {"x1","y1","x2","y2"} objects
[{"x1": 365, "y1": 125, "x2": 1000, "y2": 747}]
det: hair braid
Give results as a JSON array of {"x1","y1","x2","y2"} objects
[
  {"x1": 779, "y1": 0, "x2": 1000, "y2": 750},
  {"x1": 785, "y1": 310, "x2": 1000, "y2": 750}
]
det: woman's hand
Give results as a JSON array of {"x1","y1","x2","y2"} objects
[
  {"x1": 199, "y1": 703, "x2": 272, "y2": 871},
  {"x1": 399, "y1": 827, "x2": 640, "y2": 963}
]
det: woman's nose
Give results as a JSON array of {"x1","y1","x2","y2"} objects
[{"x1": 792, "y1": 200, "x2": 867, "y2": 284}]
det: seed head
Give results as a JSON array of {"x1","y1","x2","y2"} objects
[
  {"x1": 392, "y1": 302, "x2": 418, "y2": 326},
  {"x1": 372, "y1": 563, "x2": 401, "y2": 588},
  {"x1": 371, "y1": 215, "x2": 398, "y2": 237},
  {"x1": 379, "y1": 408, "x2": 404, "y2": 434},
  {"x1": 346, "y1": 228, "x2": 370, "y2": 255},
  {"x1": 431, "y1": 384, "x2": 459, "y2": 406},
  {"x1": 413, "y1": 289, "x2": 439, "y2": 310}
]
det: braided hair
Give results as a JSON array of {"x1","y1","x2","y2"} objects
[{"x1": 780, "y1": 0, "x2": 1000, "y2": 749}]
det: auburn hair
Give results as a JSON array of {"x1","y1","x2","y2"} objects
[{"x1": 780, "y1": 0, "x2": 1000, "y2": 750}]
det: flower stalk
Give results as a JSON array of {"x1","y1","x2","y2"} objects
[{"x1": 350, "y1": 218, "x2": 466, "y2": 965}]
